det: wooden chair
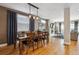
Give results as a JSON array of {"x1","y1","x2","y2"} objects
[
  {"x1": 25, "y1": 32, "x2": 35, "y2": 52},
  {"x1": 32, "y1": 31, "x2": 40, "y2": 49},
  {"x1": 44, "y1": 32, "x2": 49, "y2": 44},
  {"x1": 37, "y1": 31, "x2": 43, "y2": 47},
  {"x1": 40, "y1": 32, "x2": 49, "y2": 45},
  {"x1": 17, "y1": 32, "x2": 30, "y2": 54}
]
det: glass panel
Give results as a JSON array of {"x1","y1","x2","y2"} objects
[
  {"x1": 70, "y1": 22, "x2": 74, "y2": 32},
  {"x1": 17, "y1": 14, "x2": 29, "y2": 32},
  {"x1": 61, "y1": 23, "x2": 64, "y2": 34},
  {"x1": 39, "y1": 19, "x2": 46, "y2": 31}
]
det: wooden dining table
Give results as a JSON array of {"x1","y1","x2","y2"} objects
[{"x1": 17, "y1": 31, "x2": 49, "y2": 54}]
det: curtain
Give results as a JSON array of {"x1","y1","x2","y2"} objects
[
  {"x1": 7, "y1": 10, "x2": 17, "y2": 45},
  {"x1": 29, "y1": 16, "x2": 35, "y2": 32}
]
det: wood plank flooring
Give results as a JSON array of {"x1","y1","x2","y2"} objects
[{"x1": 0, "y1": 38, "x2": 79, "y2": 55}]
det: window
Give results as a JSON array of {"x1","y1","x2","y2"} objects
[
  {"x1": 70, "y1": 22, "x2": 74, "y2": 32},
  {"x1": 39, "y1": 19, "x2": 46, "y2": 31},
  {"x1": 17, "y1": 14, "x2": 29, "y2": 32},
  {"x1": 61, "y1": 23, "x2": 64, "y2": 34}
]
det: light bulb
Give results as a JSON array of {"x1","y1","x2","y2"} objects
[
  {"x1": 36, "y1": 16, "x2": 39, "y2": 20},
  {"x1": 28, "y1": 14, "x2": 32, "y2": 18},
  {"x1": 33, "y1": 16, "x2": 36, "y2": 19}
]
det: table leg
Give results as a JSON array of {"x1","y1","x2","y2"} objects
[{"x1": 19, "y1": 40, "x2": 22, "y2": 54}]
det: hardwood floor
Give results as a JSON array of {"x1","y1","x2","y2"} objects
[{"x1": 0, "y1": 38, "x2": 79, "y2": 55}]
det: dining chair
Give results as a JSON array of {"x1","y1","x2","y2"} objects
[{"x1": 17, "y1": 32, "x2": 30, "y2": 54}]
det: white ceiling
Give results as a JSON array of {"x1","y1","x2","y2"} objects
[{"x1": 0, "y1": 3, "x2": 79, "y2": 22}]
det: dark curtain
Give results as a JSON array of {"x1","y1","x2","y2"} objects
[
  {"x1": 29, "y1": 16, "x2": 35, "y2": 32},
  {"x1": 7, "y1": 10, "x2": 17, "y2": 45}
]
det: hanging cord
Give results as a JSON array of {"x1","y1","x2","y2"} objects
[
  {"x1": 37, "y1": 9, "x2": 38, "y2": 16},
  {"x1": 36, "y1": 8, "x2": 39, "y2": 20},
  {"x1": 29, "y1": 4, "x2": 31, "y2": 14}
]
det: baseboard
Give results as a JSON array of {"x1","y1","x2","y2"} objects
[
  {"x1": 0, "y1": 43, "x2": 7, "y2": 47},
  {"x1": 64, "y1": 42, "x2": 70, "y2": 46}
]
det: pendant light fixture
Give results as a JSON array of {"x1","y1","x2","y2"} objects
[
  {"x1": 28, "y1": 3, "x2": 39, "y2": 20},
  {"x1": 36, "y1": 8, "x2": 39, "y2": 20},
  {"x1": 33, "y1": 8, "x2": 36, "y2": 19},
  {"x1": 28, "y1": 4, "x2": 32, "y2": 18},
  {"x1": 33, "y1": 16, "x2": 36, "y2": 19}
]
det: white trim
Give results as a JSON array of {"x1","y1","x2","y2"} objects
[
  {"x1": 0, "y1": 43, "x2": 7, "y2": 48},
  {"x1": 64, "y1": 42, "x2": 70, "y2": 45}
]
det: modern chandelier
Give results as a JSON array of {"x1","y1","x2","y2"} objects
[{"x1": 28, "y1": 3, "x2": 39, "y2": 20}]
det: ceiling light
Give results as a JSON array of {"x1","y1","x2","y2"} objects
[
  {"x1": 36, "y1": 9, "x2": 39, "y2": 20},
  {"x1": 33, "y1": 16, "x2": 36, "y2": 19},
  {"x1": 28, "y1": 14, "x2": 32, "y2": 18},
  {"x1": 28, "y1": 4, "x2": 32, "y2": 19},
  {"x1": 36, "y1": 16, "x2": 39, "y2": 20}
]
